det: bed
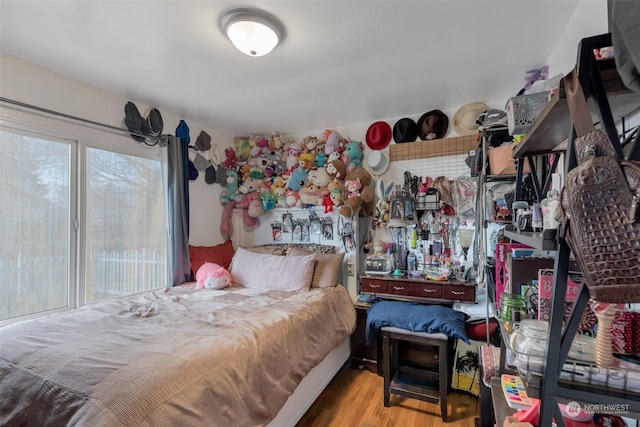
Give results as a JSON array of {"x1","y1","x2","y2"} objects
[{"x1": 0, "y1": 243, "x2": 356, "y2": 427}]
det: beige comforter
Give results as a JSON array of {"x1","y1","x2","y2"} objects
[{"x1": 0, "y1": 284, "x2": 356, "y2": 426}]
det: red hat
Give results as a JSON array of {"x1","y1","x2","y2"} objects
[{"x1": 365, "y1": 121, "x2": 392, "y2": 150}]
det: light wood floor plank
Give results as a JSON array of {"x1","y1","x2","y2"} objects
[{"x1": 296, "y1": 367, "x2": 479, "y2": 427}]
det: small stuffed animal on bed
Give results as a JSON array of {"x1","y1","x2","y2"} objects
[{"x1": 196, "y1": 262, "x2": 232, "y2": 290}]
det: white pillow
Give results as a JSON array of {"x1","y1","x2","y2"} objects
[
  {"x1": 230, "y1": 247, "x2": 316, "y2": 292},
  {"x1": 288, "y1": 247, "x2": 344, "y2": 288}
]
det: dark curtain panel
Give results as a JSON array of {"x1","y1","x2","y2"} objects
[{"x1": 161, "y1": 135, "x2": 191, "y2": 286}]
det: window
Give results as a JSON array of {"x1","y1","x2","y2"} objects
[{"x1": 0, "y1": 114, "x2": 167, "y2": 323}]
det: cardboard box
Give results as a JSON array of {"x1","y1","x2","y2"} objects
[{"x1": 488, "y1": 144, "x2": 532, "y2": 175}]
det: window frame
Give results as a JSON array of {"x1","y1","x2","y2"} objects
[{"x1": 0, "y1": 105, "x2": 167, "y2": 325}]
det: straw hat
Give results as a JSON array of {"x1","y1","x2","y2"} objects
[{"x1": 453, "y1": 102, "x2": 488, "y2": 136}]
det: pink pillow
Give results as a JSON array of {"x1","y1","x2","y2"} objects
[{"x1": 230, "y1": 247, "x2": 315, "y2": 292}]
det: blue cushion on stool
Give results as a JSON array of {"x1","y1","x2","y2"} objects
[{"x1": 366, "y1": 300, "x2": 469, "y2": 345}]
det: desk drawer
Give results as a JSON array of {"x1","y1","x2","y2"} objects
[
  {"x1": 443, "y1": 284, "x2": 475, "y2": 302},
  {"x1": 409, "y1": 282, "x2": 443, "y2": 299},
  {"x1": 388, "y1": 281, "x2": 412, "y2": 295},
  {"x1": 361, "y1": 278, "x2": 388, "y2": 293}
]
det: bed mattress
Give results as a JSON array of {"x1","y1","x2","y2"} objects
[{"x1": 0, "y1": 284, "x2": 356, "y2": 426}]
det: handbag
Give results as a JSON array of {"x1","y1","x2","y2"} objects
[{"x1": 560, "y1": 68, "x2": 640, "y2": 303}]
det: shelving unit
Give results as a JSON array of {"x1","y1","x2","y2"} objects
[{"x1": 500, "y1": 33, "x2": 640, "y2": 427}]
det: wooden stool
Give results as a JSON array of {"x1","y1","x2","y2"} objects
[{"x1": 382, "y1": 326, "x2": 452, "y2": 422}]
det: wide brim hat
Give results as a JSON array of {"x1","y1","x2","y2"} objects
[
  {"x1": 365, "y1": 121, "x2": 392, "y2": 150},
  {"x1": 453, "y1": 102, "x2": 489, "y2": 136},
  {"x1": 393, "y1": 118, "x2": 417, "y2": 143},
  {"x1": 416, "y1": 110, "x2": 449, "y2": 140},
  {"x1": 365, "y1": 150, "x2": 390, "y2": 176}
]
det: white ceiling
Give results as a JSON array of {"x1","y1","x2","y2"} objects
[{"x1": 0, "y1": 1, "x2": 580, "y2": 136}]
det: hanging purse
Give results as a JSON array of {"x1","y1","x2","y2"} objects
[{"x1": 560, "y1": 68, "x2": 640, "y2": 303}]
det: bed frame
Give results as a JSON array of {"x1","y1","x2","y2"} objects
[{"x1": 267, "y1": 338, "x2": 350, "y2": 426}]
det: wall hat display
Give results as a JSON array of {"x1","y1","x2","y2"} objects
[
  {"x1": 392, "y1": 117, "x2": 417, "y2": 143},
  {"x1": 365, "y1": 121, "x2": 392, "y2": 150},
  {"x1": 416, "y1": 109, "x2": 449, "y2": 140},
  {"x1": 452, "y1": 102, "x2": 488, "y2": 136}
]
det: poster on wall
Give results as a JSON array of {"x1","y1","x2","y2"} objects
[
  {"x1": 271, "y1": 222, "x2": 283, "y2": 242},
  {"x1": 322, "y1": 217, "x2": 334, "y2": 241}
]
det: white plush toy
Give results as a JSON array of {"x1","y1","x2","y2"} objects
[{"x1": 195, "y1": 262, "x2": 232, "y2": 290}]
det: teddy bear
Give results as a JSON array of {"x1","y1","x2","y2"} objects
[
  {"x1": 238, "y1": 163, "x2": 252, "y2": 183},
  {"x1": 249, "y1": 137, "x2": 271, "y2": 158},
  {"x1": 196, "y1": 262, "x2": 232, "y2": 290},
  {"x1": 323, "y1": 129, "x2": 343, "y2": 157},
  {"x1": 285, "y1": 189, "x2": 301, "y2": 208},
  {"x1": 321, "y1": 192, "x2": 333, "y2": 213},
  {"x1": 339, "y1": 166, "x2": 374, "y2": 218},
  {"x1": 222, "y1": 147, "x2": 237, "y2": 170},
  {"x1": 219, "y1": 169, "x2": 239, "y2": 204},
  {"x1": 298, "y1": 153, "x2": 315, "y2": 171},
  {"x1": 237, "y1": 172, "x2": 266, "y2": 227},
  {"x1": 248, "y1": 134, "x2": 261, "y2": 150},
  {"x1": 302, "y1": 135, "x2": 320, "y2": 152},
  {"x1": 341, "y1": 140, "x2": 363, "y2": 172},
  {"x1": 271, "y1": 176, "x2": 287, "y2": 207},
  {"x1": 285, "y1": 142, "x2": 302, "y2": 173},
  {"x1": 325, "y1": 158, "x2": 347, "y2": 181},
  {"x1": 270, "y1": 132, "x2": 285, "y2": 151},
  {"x1": 263, "y1": 151, "x2": 286, "y2": 178},
  {"x1": 285, "y1": 167, "x2": 309, "y2": 192},
  {"x1": 345, "y1": 177, "x2": 362, "y2": 198},
  {"x1": 239, "y1": 191, "x2": 264, "y2": 227},
  {"x1": 233, "y1": 136, "x2": 251, "y2": 162},
  {"x1": 299, "y1": 181, "x2": 325, "y2": 206},
  {"x1": 259, "y1": 190, "x2": 277, "y2": 211},
  {"x1": 327, "y1": 180, "x2": 346, "y2": 208},
  {"x1": 308, "y1": 167, "x2": 331, "y2": 187}
]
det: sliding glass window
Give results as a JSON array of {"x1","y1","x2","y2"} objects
[{"x1": 0, "y1": 113, "x2": 167, "y2": 323}]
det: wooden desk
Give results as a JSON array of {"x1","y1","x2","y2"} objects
[{"x1": 361, "y1": 273, "x2": 476, "y2": 304}]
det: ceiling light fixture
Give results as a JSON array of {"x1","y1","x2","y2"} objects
[{"x1": 219, "y1": 8, "x2": 285, "y2": 57}]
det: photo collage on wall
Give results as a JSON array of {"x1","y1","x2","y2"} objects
[{"x1": 269, "y1": 209, "x2": 334, "y2": 244}]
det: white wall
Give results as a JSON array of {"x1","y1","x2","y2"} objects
[
  {"x1": 0, "y1": 0, "x2": 611, "y2": 248},
  {"x1": 0, "y1": 53, "x2": 233, "y2": 246},
  {"x1": 546, "y1": 0, "x2": 609, "y2": 77}
]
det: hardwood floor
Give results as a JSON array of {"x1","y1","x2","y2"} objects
[{"x1": 296, "y1": 366, "x2": 480, "y2": 427}]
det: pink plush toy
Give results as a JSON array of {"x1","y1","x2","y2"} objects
[{"x1": 196, "y1": 262, "x2": 232, "y2": 290}]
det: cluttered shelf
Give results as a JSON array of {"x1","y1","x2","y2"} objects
[
  {"x1": 489, "y1": 316, "x2": 640, "y2": 426},
  {"x1": 502, "y1": 226, "x2": 556, "y2": 250},
  {"x1": 512, "y1": 57, "x2": 640, "y2": 159}
]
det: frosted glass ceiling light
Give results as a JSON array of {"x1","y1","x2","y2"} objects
[{"x1": 220, "y1": 8, "x2": 285, "y2": 57}]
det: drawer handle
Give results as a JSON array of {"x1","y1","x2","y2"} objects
[
  {"x1": 451, "y1": 290, "x2": 466, "y2": 296},
  {"x1": 392, "y1": 286, "x2": 405, "y2": 291},
  {"x1": 369, "y1": 284, "x2": 380, "y2": 289},
  {"x1": 423, "y1": 289, "x2": 437, "y2": 293}
]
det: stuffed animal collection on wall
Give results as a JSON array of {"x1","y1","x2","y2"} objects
[{"x1": 218, "y1": 130, "x2": 374, "y2": 238}]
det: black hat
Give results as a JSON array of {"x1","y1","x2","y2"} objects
[
  {"x1": 416, "y1": 110, "x2": 449, "y2": 140},
  {"x1": 392, "y1": 118, "x2": 417, "y2": 143}
]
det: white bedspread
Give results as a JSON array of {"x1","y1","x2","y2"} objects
[{"x1": 0, "y1": 284, "x2": 356, "y2": 426}]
